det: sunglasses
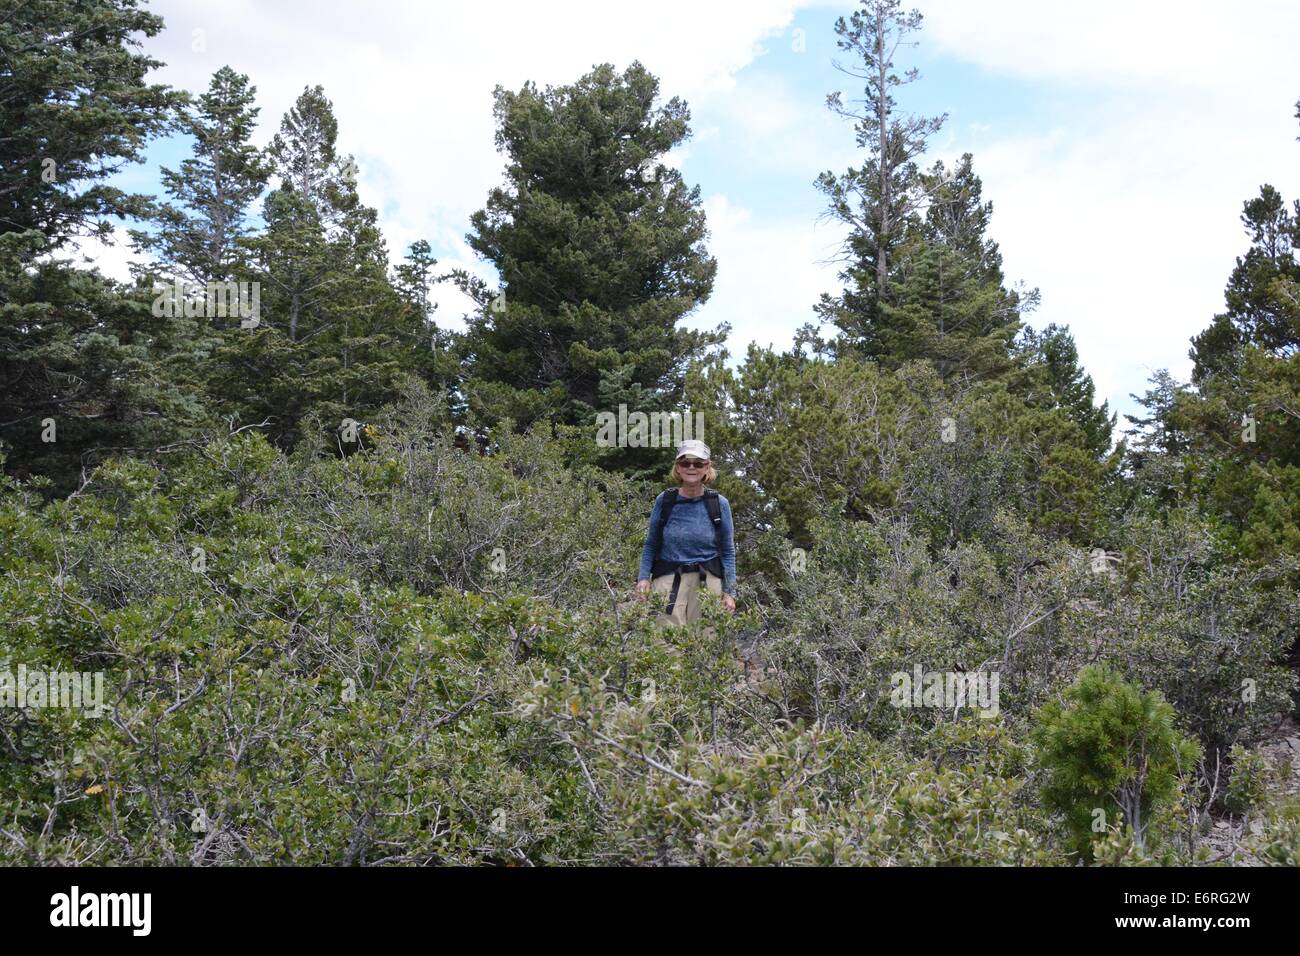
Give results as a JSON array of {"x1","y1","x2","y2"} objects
[{"x1": 677, "y1": 459, "x2": 708, "y2": 468}]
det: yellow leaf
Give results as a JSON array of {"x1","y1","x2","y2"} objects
[{"x1": 84, "y1": 784, "x2": 104, "y2": 795}]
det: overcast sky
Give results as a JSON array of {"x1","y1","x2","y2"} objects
[{"x1": 84, "y1": 0, "x2": 1300, "y2": 425}]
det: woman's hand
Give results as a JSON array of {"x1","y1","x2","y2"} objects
[
  {"x1": 722, "y1": 593, "x2": 736, "y2": 613},
  {"x1": 634, "y1": 579, "x2": 650, "y2": 600}
]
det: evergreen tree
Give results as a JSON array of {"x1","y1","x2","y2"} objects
[
  {"x1": 307, "y1": 199, "x2": 416, "y2": 431},
  {"x1": 1019, "y1": 324, "x2": 1115, "y2": 459},
  {"x1": 209, "y1": 86, "x2": 421, "y2": 451},
  {"x1": 0, "y1": 0, "x2": 196, "y2": 493},
  {"x1": 918, "y1": 154, "x2": 1001, "y2": 281},
  {"x1": 814, "y1": 9, "x2": 1032, "y2": 382},
  {"x1": 0, "y1": 0, "x2": 180, "y2": 250},
  {"x1": 254, "y1": 85, "x2": 356, "y2": 343},
  {"x1": 1178, "y1": 105, "x2": 1300, "y2": 559},
  {"x1": 814, "y1": 0, "x2": 946, "y2": 352},
  {"x1": 1125, "y1": 102, "x2": 1300, "y2": 559},
  {"x1": 874, "y1": 225, "x2": 1022, "y2": 381},
  {"x1": 1124, "y1": 371, "x2": 1193, "y2": 462},
  {"x1": 394, "y1": 240, "x2": 460, "y2": 418},
  {"x1": 0, "y1": 235, "x2": 211, "y2": 492},
  {"x1": 130, "y1": 67, "x2": 271, "y2": 292},
  {"x1": 1033, "y1": 666, "x2": 1200, "y2": 860},
  {"x1": 1190, "y1": 182, "x2": 1300, "y2": 387},
  {"x1": 457, "y1": 61, "x2": 723, "y2": 443},
  {"x1": 395, "y1": 240, "x2": 439, "y2": 337}
]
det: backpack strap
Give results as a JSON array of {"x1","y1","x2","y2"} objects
[{"x1": 703, "y1": 489, "x2": 724, "y2": 556}]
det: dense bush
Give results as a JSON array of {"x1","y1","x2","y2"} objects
[{"x1": 2, "y1": 414, "x2": 1295, "y2": 865}]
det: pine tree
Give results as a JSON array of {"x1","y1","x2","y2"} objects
[
  {"x1": 1190, "y1": 183, "x2": 1300, "y2": 386},
  {"x1": 1033, "y1": 665, "x2": 1200, "y2": 860},
  {"x1": 130, "y1": 67, "x2": 270, "y2": 294},
  {"x1": 0, "y1": 0, "x2": 180, "y2": 251},
  {"x1": 919, "y1": 153, "x2": 1006, "y2": 286},
  {"x1": 814, "y1": 6, "x2": 1042, "y2": 384},
  {"x1": 208, "y1": 86, "x2": 422, "y2": 451},
  {"x1": 394, "y1": 240, "x2": 461, "y2": 423},
  {"x1": 874, "y1": 225, "x2": 1023, "y2": 381},
  {"x1": 252, "y1": 85, "x2": 356, "y2": 343},
  {"x1": 0, "y1": 0, "x2": 197, "y2": 493},
  {"x1": 1138, "y1": 102, "x2": 1300, "y2": 559},
  {"x1": 457, "y1": 61, "x2": 723, "y2": 439},
  {"x1": 1018, "y1": 324, "x2": 1115, "y2": 458},
  {"x1": 395, "y1": 240, "x2": 439, "y2": 339},
  {"x1": 0, "y1": 237, "x2": 212, "y2": 492},
  {"x1": 814, "y1": 0, "x2": 946, "y2": 351},
  {"x1": 306, "y1": 200, "x2": 416, "y2": 432}
]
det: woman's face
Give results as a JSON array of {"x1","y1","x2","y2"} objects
[{"x1": 677, "y1": 457, "x2": 708, "y2": 487}]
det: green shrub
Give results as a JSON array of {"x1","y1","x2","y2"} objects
[
  {"x1": 1224, "y1": 744, "x2": 1273, "y2": 815},
  {"x1": 1, "y1": 415, "x2": 1291, "y2": 866},
  {"x1": 1247, "y1": 798, "x2": 1300, "y2": 866},
  {"x1": 1032, "y1": 665, "x2": 1201, "y2": 861}
]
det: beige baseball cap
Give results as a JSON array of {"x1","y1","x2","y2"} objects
[{"x1": 675, "y1": 439, "x2": 710, "y2": 461}]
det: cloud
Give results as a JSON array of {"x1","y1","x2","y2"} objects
[
  {"x1": 920, "y1": 0, "x2": 1300, "y2": 94},
  {"x1": 689, "y1": 193, "x2": 843, "y2": 354},
  {"x1": 914, "y1": 0, "x2": 1300, "y2": 418},
  {"x1": 690, "y1": 68, "x2": 859, "y2": 181},
  {"x1": 64, "y1": 229, "x2": 140, "y2": 284}
]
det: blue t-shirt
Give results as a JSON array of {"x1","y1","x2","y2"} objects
[{"x1": 638, "y1": 490, "x2": 737, "y2": 595}]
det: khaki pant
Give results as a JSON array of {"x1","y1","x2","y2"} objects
[{"x1": 651, "y1": 568, "x2": 722, "y2": 627}]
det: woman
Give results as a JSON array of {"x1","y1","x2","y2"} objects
[{"x1": 635, "y1": 439, "x2": 737, "y2": 625}]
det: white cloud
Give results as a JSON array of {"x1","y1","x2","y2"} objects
[
  {"x1": 916, "y1": 0, "x2": 1300, "y2": 417},
  {"x1": 64, "y1": 229, "x2": 140, "y2": 284},
  {"x1": 920, "y1": 0, "x2": 1300, "y2": 94},
  {"x1": 690, "y1": 68, "x2": 858, "y2": 179},
  {"x1": 690, "y1": 193, "x2": 843, "y2": 353}
]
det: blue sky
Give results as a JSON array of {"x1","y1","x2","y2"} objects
[{"x1": 83, "y1": 0, "x2": 1300, "y2": 430}]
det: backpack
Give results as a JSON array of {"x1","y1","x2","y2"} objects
[{"x1": 655, "y1": 488, "x2": 723, "y2": 559}]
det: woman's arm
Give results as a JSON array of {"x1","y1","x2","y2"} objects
[
  {"x1": 720, "y1": 496, "x2": 737, "y2": 596},
  {"x1": 637, "y1": 492, "x2": 664, "y2": 584}
]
